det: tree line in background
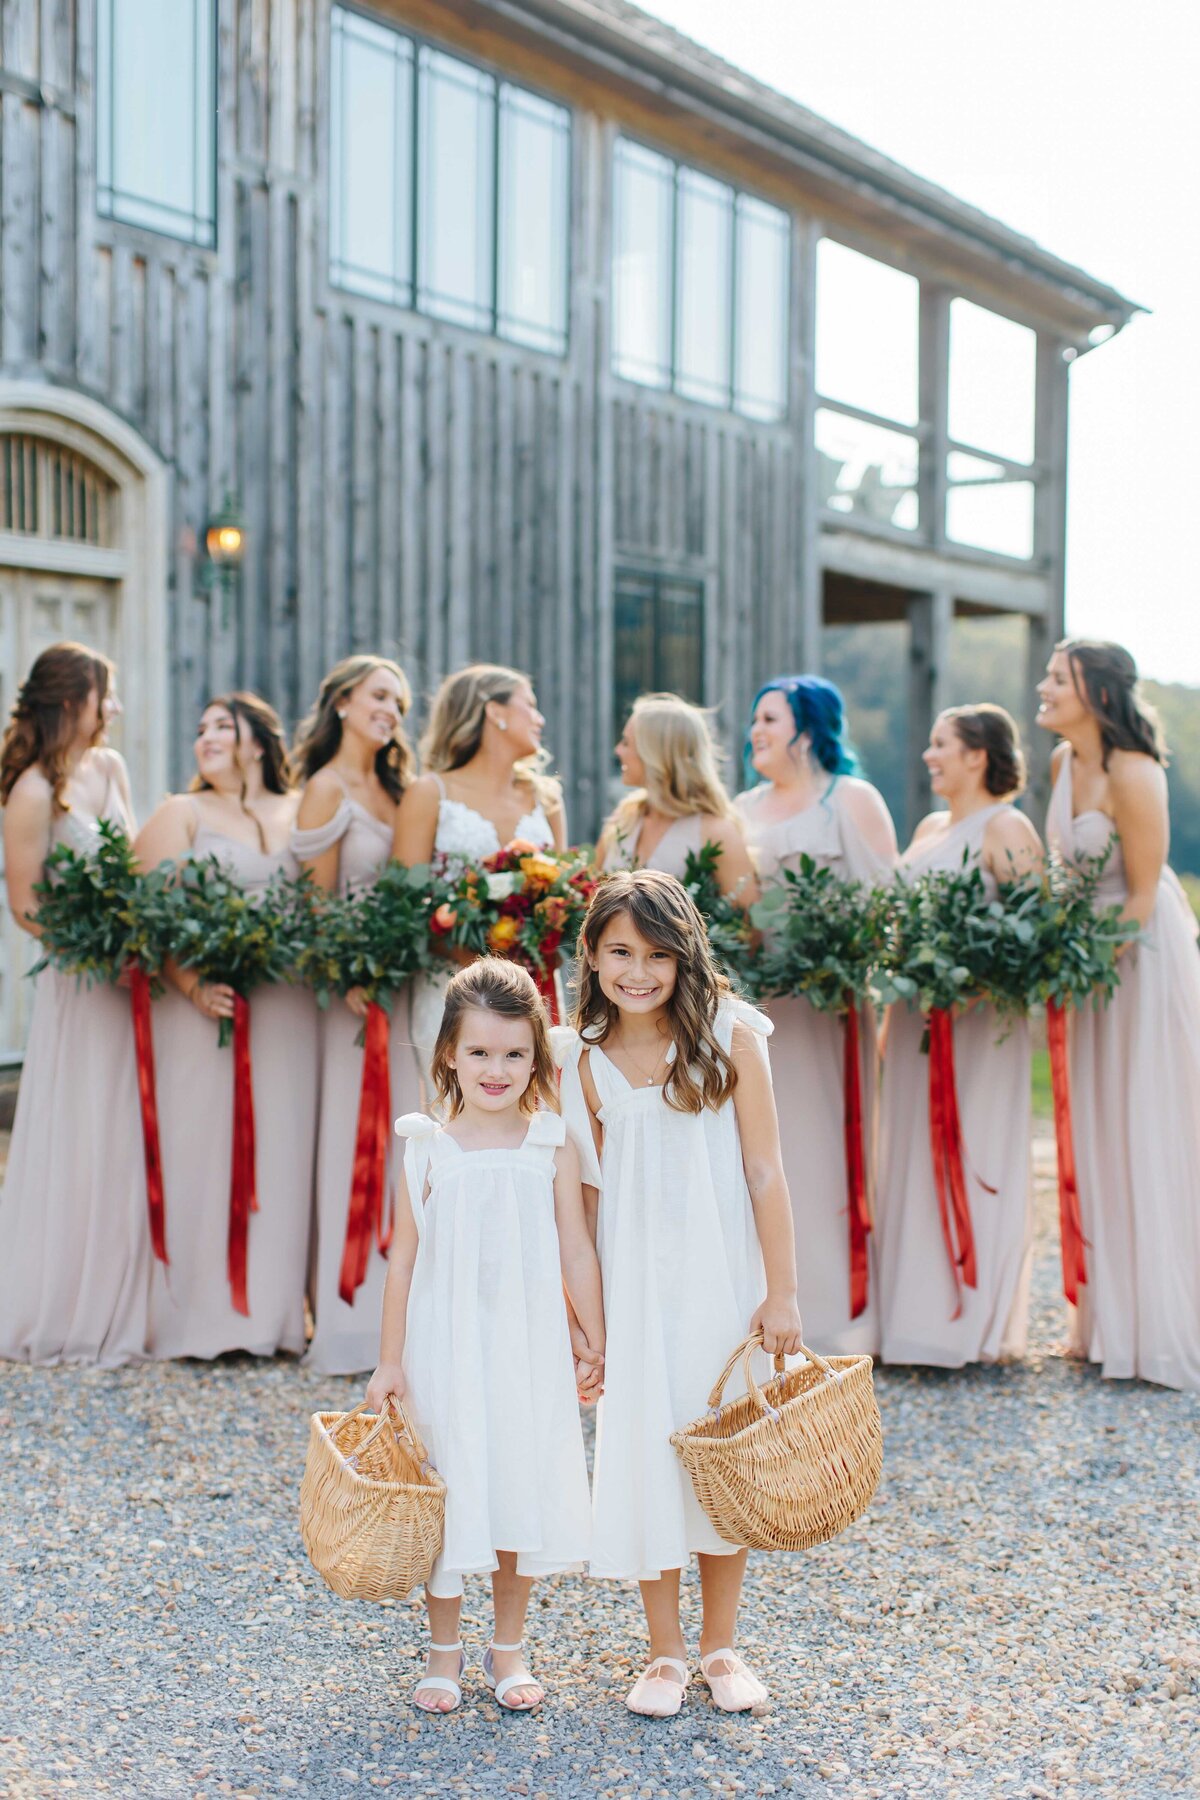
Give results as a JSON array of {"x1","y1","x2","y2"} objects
[{"x1": 825, "y1": 617, "x2": 1200, "y2": 892}]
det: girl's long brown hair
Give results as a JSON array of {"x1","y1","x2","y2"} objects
[
  {"x1": 190, "y1": 693, "x2": 296, "y2": 797},
  {"x1": 1059, "y1": 638, "x2": 1167, "y2": 767},
  {"x1": 0, "y1": 642, "x2": 114, "y2": 808},
  {"x1": 431, "y1": 958, "x2": 559, "y2": 1119},
  {"x1": 293, "y1": 655, "x2": 416, "y2": 803},
  {"x1": 573, "y1": 869, "x2": 735, "y2": 1115}
]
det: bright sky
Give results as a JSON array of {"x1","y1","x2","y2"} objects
[{"x1": 641, "y1": 0, "x2": 1200, "y2": 686}]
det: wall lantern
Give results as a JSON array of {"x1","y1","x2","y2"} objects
[{"x1": 198, "y1": 495, "x2": 247, "y2": 623}]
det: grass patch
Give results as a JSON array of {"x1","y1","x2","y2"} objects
[{"x1": 1031, "y1": 1046, "x2": 1052, "y2": 1122}]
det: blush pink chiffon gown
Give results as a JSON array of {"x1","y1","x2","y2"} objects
[{"x1": 1047, "y1": 750, "x2": 1200, "y2": 1391}]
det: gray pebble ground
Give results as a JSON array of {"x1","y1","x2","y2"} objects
[{"x1": 1, "y1": 1136, "x2": 1197, "y2": 1800}]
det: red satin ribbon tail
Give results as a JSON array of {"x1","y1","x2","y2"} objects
[
  {"x1": 128, "y1": 966, "x2": 169, "y2": 1266},
  {"x1": 536, "y1": 961, "x2": 561, "y2": 1025},
  {"x1": 228, "y1": 993, "x2": 256, "y2": 1316},
  {"x1": 842, "y1": 1000, "x2": 870, "y2": 1320},
  {"x1": 1047, "y1": 999, "x2": 1087, "y2": 1305},
  {"x1": 340, "y1": 1002, "x2": 391, "y2": 1306},
  {"x1": 927, "y1": 1011, "x2": 963, "y2": 1321}
]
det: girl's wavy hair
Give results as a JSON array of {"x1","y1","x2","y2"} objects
[
  {"x1": 190, "y1": 692, "x2": 296, "y2": 800},
  {"x1": 293, "y1": 655, "x2": 416, "y2": 803},
  {"x1": 940, "y1": 704, "x2": 1027, "y2": 800},
  {"x1": 421, "y1": 663, "x2": 558, "y2": 812},
  {"x1": 600, "y1": 693, "x2": 733, "y2": 862},
  {"x1": 0, "y1": 641, "x2": 114, "y2": 808},
  {"x1": 573, "y1": 869, "x2": 735, "y2": 1115},
  {"x1": 430, "y1": 958, "x2": 559, "y2": 1119},
  {"x1": 1059, "y1": 638, "x2": 1167, "y2": 767},
  {"x1": 745, "y1": 675, "x2": 861, "y2": 781}
]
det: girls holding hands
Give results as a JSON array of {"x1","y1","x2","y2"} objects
[
  {"x1": 367, "y1": 959, "x2": 603, "y2": 1714},
  {"x1": 554, "y1": 869, "x2": 803, "y2": 1717}
]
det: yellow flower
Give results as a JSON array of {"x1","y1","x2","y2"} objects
[
  {"x1": 520, "y1": 854, "x2": 561, "y2": 891},
  {"x1": 487, "y1": 916, "x2": 520, "y2": 951}
]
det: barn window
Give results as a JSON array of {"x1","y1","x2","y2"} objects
[
  {"x1": 613, "y1": 139, "x2": 790, "y2": 421},
  {"x1": 612, "y1": 571, "x2": 705, "y2": 745},
  {"x1": 96, "y1": 0, "x2": 216, "y2": 248},
  {"x1": 0, "y1": 437, "x2": 117, "y2": 548},
  {"x1": 330, "y1": 8, "x2": 571, "y2": 355}
]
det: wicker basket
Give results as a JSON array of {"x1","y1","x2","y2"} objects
[
  {"x1": 300, "y1": 1396, "x2": 446, "y2": 1601},
  {"x1": 670, "y1": 1333, "x2": 882, "y2": 1552}
]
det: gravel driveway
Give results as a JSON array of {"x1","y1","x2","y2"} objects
[{"x1": 1, "y1": 1136, "x2": 1197, "y2": 1800}]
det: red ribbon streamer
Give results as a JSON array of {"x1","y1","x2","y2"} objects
[
  {"x1": 128, "y1": 965, "x2": 168, "y2": 1266},
  {"x1": 1046, "y1": 998, "x2": 1087, "y2": 1306},
  {"x1": 535, "y1": 959, "x2": 561, "y2": 1025},
  {"x1": 842, "y1": 1000, "x2": 871, "y2": 1320},
  {"x1": 228, "y1": 993, "x2": 257, "y2": 1317},
  {"x1": 927, "y1": 1008, "x2": 978, "y2": 1317},
  {"x1": 339, "y1": 1001, "x2": 393, "y2": 1306}
]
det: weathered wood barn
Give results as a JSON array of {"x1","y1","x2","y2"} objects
[{"x1": 0, "y1": 0, "x2": 1136, "y2": 1050}]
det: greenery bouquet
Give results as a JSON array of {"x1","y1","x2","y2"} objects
[{"x1": 680, "y1": 842, "x2": 755, "y2": 991}]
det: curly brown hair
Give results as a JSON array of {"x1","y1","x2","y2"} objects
[
  {"x1": 1059, "y1": 638, "x2": 1167, "y2": 767},
  {"x1": 190, "y1": 692, "x2": 296, "y2": 798},
  {"x1": 293, "y1": 655, "x2": 416, "y2": 803},
  {"x1": 430, "y1": 958, "x2": 559, "y2": 1119},
  {"x1": 940, "y1": 704, "x2": 1026, "y2": 800},
  {"x1": 0, "y1": 642, "x2": 114, "y2": 808},
  {"x1": 573, "y1": 869, "x2": 735, "y2": 1115}
]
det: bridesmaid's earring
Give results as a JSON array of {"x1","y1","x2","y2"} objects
[
  {"x1": 337, "y1": 709, "x2": 348, "y2": 721},
  {"x1": 496, "y1": 718, "x2": 508, "y2": 732}
]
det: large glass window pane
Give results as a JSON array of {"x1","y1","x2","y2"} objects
[
  {"x1": 675, "y1": 170, "x2": 733, "y2": 407},
  {"x1": 734, "y1": 196, "x2": 789, "y2": 421},
  {"x1": 613, "y1": 140, "x2": 674, "y2": 389},
  {"x1": 816, "y1": 409, "x2": 919, "y2": 530},
  {"x1": 816, "y1": 240, "x2": 918, "y2": 425},
  {"x1": 657, "y1": 577, "x2": 704, "y2": 698},
  {"x1": 417, "y1": 48, "x2": 495, "y2": 332},
  {"x1": 97, "y1": 0, "x2": 215, "y2": 246},
  {"x1": 948, "y1": 299, "x2": 1037, "y2": 464},
  {"x1": 497, "y1": 86, "x2": 570, "y2": 355},
  {"x1": 946, "y1": 450, "x2": 1034, "y2": 559},
  {"x1": 612, "y1": 571, "x2": 703, "y2": 746},
  {"x1": 330, "y1": 8, "x2": 413, "y2": 306}
]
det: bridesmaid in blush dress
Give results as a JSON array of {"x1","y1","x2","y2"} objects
[
  {"x1": 136, "y1": 693, "x2": 318, "y2": 1360},
  {"x1": 875, "y1": 706, "x2": 1042, "y2": 1368},
  {"x1": 292, "y1": 655, "x2": 422, "y2": 1376},
  {"x1": 1038, "y1": 639, "x2": 1200, "y2": 1392},
  {"x1": 394, "y1": 664, "x2": 565, "y2": 1074},
  {"x1": 735, "y1": 676, "x2": 896, "y2": 1355},
  {"x1": 0, "y1": 643, "x2": 150, "y2": 1367},
  {"x1": 597, "y1": 693, "x2": 757, "y2": 901}
]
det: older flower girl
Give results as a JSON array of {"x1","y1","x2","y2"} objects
[{"x1": 367, "y1": 959, "x2": 603, "y2": 1714}]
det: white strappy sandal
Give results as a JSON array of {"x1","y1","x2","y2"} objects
[
  {"x1": 482, "y1": 1640, "x2": 543, "y2": 1712},
  {"x1": 625, "y1": 1655, "x2": 689, "y2": 1717},
  {"x1": 699, "y1": 1647, "x2": 768, "y2": 1712},
  {"x1": 412, "y1": 1640, "x2": 465, "y2": 1714}
]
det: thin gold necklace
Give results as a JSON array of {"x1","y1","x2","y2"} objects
[{"x1": 613, "y1": 1026, "x2": 670, "y2": 1087}]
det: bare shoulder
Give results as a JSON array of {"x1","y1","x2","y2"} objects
[
  {"x1": 553, "y1": 1132, "x2": 581, "y2": 1177},
  {"x1": 297, "y1": 765, "x2": 346, "y2": 826},
  {"x1": 1107, "y1": 748, "x2": 1167, "y2": 803},
  {"x1": 145, "y1": 792, "x2": 197, "y2": 830},
  {"x1": 838, "y1": 776, "x2": 890, "y2": 823},
  {"x1": 6, "y1": 762, "x2": 54, "y2": 811},
  {"x1": 94, "y1": 746, "x2": 130, "y2": 784},
  {"x1": 985, "y1": 804, "x2": 1041, "y2": 854},
  {"x1": 704, "y1": 812, "x2": 744, "y2": 846},
  {"x1": 398, "y1": 774, "x2": 443, "y2": 814},
  {"x1": 909, "y1": 810, "x2": 946, "y2": 846}
]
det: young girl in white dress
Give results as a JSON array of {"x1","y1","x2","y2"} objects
[
  {"x1": 366, "y1": 959, "x2": 604, "y2": 1716},
  {"x1": 553, "y1": 869, "x2": 803, "y2": 1718}
]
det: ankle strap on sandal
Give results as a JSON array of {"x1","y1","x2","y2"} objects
[
  {"x1": 429, "y1": 1640, "x2": 463, "y2": 1653},
  {"x1": 489, "y1": 1640, "x2": 523, "y2": 1652}
]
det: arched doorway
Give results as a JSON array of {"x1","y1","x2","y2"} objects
[{"x1": 0, "y1": 385, "x2": 168, "y2": 1057}]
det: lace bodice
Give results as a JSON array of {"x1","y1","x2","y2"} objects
[{"x1": 431, "y1": 775, "x2": 553, "y2": 865}]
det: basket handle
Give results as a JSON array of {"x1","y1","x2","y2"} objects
[
  {"x1": 325, "y1": 1394, "x2": 433, "y2": 1474},
  {"x1": 705, "y1": 1331, "x2": 843, "y2": 1416}
]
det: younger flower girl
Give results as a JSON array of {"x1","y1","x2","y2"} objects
[
  {"x1": 553, "y1": 869, "x2": 803, "y2": 1717},
  {"x1": 367, "y1": 958, "x2": 605, "y2": 1715}
]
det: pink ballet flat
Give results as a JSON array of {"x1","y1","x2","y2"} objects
[
  {"x1": 699, "y1": 1647, "x2": 768, "y2": 1712},
  {"x1": 625, "y1": 1655, "x2": 689, "y2": 1717}
]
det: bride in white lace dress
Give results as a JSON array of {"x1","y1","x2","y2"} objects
[{"x1": 393, "y1": 665, "x2": 565, "y2": 1075}]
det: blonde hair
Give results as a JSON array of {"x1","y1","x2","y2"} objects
[
  {"x1": 430, "y1": 958, "x2": 559, "y2": 1118},
  {"x1": 600, "y1": 693, "x2": 733, "y2": 861},
  {"x1": 293, "y1": 655, "x2": 416, "y2": 803},
  {"x1": 574, "y1": 869, "x2": 735, "y2": 1115},
  {"x1": 421, "y1": 664, "x2": 557, "y2": 810}
]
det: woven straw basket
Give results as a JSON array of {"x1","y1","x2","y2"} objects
[
  {"x1": 300, "y1": 1396, "x2": 446, "y2": 1601},
  {"x1": 670, "y1": 1332, "x2": 882, "y2": 1552}
]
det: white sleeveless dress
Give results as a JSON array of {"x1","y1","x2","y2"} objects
[
  {"x1": 553, "y1": 998, "x2": 774, "y2": 1581},
  {"x1": 0, "y1": 764, "x2": 151, "y2": 1366},
  {"x1": 292, "y1": 789, "x2": 423, "y2": 1375},
  {"x1": 396, "y1": 1109, "x2": 592, "y2": 1598},
  {"x1": 874, "y1": 805, "x2": 1033, "y2": 1367},
  {"x1": 410, "y1": 779, "x2": 554, "y2": 1076},
  {"x1": 1047, "y1": 750, "x2": 1200, "y2": 1391}
]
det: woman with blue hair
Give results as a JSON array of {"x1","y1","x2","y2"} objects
[{"x1": 735, "y1": 675, "x2": 897, "y2": 1354}]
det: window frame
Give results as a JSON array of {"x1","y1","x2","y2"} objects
[
  {"x1": 612, "y1": 134, "x2": 791, "y2": 423},
  {"x1": 328, "y1": 3, "x2": 573, "y2": 359},
  {"x1": 611, "y1": 566, "x2": 707, "y2": 749}
]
